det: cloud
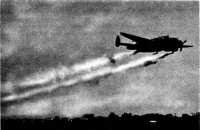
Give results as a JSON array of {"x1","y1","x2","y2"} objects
[
  {"x1": 7, "y1": 99, "x2": 52, "y2": 116},
  {"x1": 84, "y1": 13, "x2": 114, "y2": 32}
]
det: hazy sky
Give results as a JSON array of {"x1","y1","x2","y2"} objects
[{"x1": 1, "y1": 1, "x2": 199, "y2": 117}]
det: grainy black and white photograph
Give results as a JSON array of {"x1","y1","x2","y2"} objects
[{"x1": 1, "y1": 0, "x2": 199, "y2": 129}]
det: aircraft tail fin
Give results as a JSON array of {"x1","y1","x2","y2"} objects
[{"x1": 115, "y1": 35, "x2": 121, "y2": 47}]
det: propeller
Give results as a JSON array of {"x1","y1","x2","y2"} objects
[
  {"x1": 180, "y1": 40, "x2": 187, "y2": 51},
  {"x1": 180, "y1": 44, "x2": 183, "y2": 51}
]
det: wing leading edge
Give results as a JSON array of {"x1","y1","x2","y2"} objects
[{"x1": 120, "y1": 32, "x2": 150, "y2": 43}]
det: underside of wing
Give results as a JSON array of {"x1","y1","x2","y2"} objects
[{"x1": 120, "y1": 32, "x2": 150, "y2": 43}]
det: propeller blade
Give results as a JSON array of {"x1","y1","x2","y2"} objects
[
  {"x1": 180, "y1": 47, "x2": 183, "y2": 51},
  {"x1": 180, "y1": 40, "x2": 187, "y2": 51},
  {"x1": 183, "y1": 40, "x2": 187, "y2": 43},
  {"x1": 182, "y1": 45, "x2": 193, "y2": 48}
]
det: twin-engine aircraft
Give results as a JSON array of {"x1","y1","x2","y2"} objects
[{"x1": 115, "y1": 32, "x2": 193, "y2": 54}]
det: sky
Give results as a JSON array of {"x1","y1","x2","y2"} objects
[{"x1": 1, "y1": 0, "x2": 199, "y2": 117}]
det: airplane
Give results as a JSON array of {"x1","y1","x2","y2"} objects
[{"x1": 115, "y1": 32, "x2": 193, "y2": 54}]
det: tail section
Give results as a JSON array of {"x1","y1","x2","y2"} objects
[{"x1": 115, "y1": 35, "x2": 121, "y2": 47}]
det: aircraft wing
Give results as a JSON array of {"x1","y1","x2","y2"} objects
[{"x1": 120, "y1": 32, "x2": 150, "y2": 43}]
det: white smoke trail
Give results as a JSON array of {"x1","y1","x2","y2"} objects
[
  {"x1": 5, "y1": 51, "x2": 133, "y2": 89},
  {"x1": 16, "y1": 66, "x2": 71, "y2": 87},
  {"x1": 2, "y1": 53, "x2": 167, "y2": 102},
  {"x1": 112, "y1": 55, "x2": 160, "y2": 73},
  {"x1": 112, "y1": 51, "x2": 133, "y2": 60},
  {"x1": 71, "y1": 57, "x2": 110, "y2": 73},
  {"x1": 71, "y1": 51, "x2": 133, "y2": 73}
]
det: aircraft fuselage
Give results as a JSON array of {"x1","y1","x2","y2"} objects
[{"x1": 116, "y1": 32, "x2": 192, "y2": 54}]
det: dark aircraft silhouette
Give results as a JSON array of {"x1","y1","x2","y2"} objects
[{"x1": 115, "y1": 32, "x2": 193, "y2": 54}]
